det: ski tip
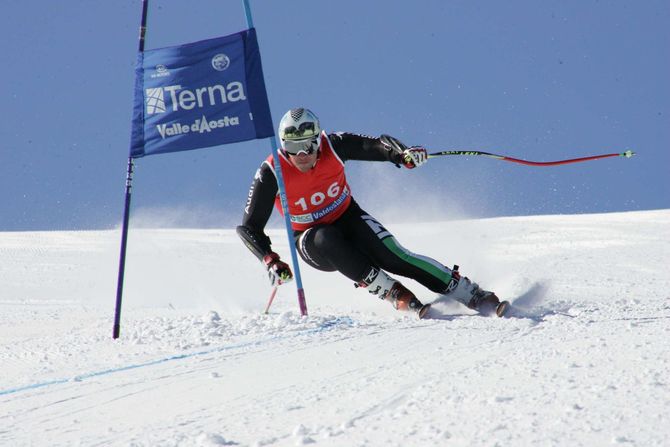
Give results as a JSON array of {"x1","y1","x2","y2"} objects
[
  {"x1": 496, "y1": 300, "x2": 510, "y2": 317},
  {"x1": 418, "y1": 303, "x2": 432, "y2": 320}
]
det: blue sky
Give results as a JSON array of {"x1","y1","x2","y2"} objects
[{"x1": 1, "y1": 0, "x2": 668, "y2": 231}]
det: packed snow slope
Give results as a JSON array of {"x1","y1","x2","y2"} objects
[{"x1": 1, "y1": 210, "x2": 669, "y2": 447}]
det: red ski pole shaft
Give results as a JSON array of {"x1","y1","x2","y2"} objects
[
  {"x1": 427, "y1": 149, "x2": 635, "y2": 166},
  {"x1": 264, "y1": 286, "x2": 279, "y2": 314}
]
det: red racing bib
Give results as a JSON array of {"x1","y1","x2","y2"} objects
[{"x1": 266, "y1": 132, "x2": 352, "y2": 231}]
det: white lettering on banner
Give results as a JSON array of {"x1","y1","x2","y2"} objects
[
  {"x1": 156, "y1": 114, "x2": 240, "y2": 139},
  {"x1": 146, "y1": 82, "x2": 247, "y2": 115}
]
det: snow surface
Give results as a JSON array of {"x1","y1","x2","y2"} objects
[{"x1": 1, "y1": 210, "x2": 669, "y2": 446}]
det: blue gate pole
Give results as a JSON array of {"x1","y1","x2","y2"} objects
[
  {"x1": 113, "y1": 0, "x2": 149, "y2": 339},
  {"x1": 241, "y1": 0, "x2": 308, "y2": 315}
]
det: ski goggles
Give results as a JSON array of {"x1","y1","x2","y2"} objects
[
  {"x1": 281, "y1": 122, "x2": 319, "y2": 140},
  {"x1": 283, "y1": 135, "x2": 320, "y2": 156}
]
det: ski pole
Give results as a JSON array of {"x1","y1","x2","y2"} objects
[
  {"x1": 426, "y1": 149, "x2": 635, "y2": 166},
  {"x1": 264, "y1": 286, "x2": 279, "y2": 314}
]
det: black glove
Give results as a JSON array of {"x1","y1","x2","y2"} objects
[{"x1": 263, "y1": 252, "x2": 293, "y2": 286}]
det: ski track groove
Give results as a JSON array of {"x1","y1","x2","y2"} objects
[{"x1": 3, "y1": 314, "x2": 360, "y2": 389}]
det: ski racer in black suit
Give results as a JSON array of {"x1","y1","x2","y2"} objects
[{"x1": 237, "y1": 108, "x2": 507, "y2": 318}]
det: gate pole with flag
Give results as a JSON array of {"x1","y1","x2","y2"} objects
[
  {"x1": 242, "y1": 0, "x2": 308, "y2": 316},
  {"x1": 113, "y1": 0, "x2": 304, "y2": 339},
  {"x1": 113, "y1": 0, "x2": 148, "y2": 339}
]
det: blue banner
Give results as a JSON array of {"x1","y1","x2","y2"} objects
[{"x1": 130, "y1": 28, "x2": 274, "y2": 158}]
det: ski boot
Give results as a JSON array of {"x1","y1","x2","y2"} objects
[
  {"x1": 356, "y1": 267, "x2": 431, "y2": 319},
  {"x1": 383, "y1": 281, "x2": 432, "y2": 319},
  {"x1": 445, "y1": 265, "x2": 509, "y2": 317},
  {"x1": 467, "y1": 289, "x2": 509, "y2": 317}
]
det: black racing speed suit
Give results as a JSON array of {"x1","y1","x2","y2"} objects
[{"x1": 237, "y1": 132, "x2": 455, "y2": 294}]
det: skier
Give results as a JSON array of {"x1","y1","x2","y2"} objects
[{"x1": 237, "y1": 108, "x2": 507, "y2": 318}]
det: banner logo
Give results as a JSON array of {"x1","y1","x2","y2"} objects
[
  {"x1": 211, "y1": 54, "x2": 230, "y2": 71},
  {"x1": 145, "y1": 88, "x2": 166, "y2": 114},
  {"x1": 150, "y1": 64, "x2": 171, "y2": 79}
]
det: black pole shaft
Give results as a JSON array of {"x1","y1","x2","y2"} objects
[
  {"x1": 137, "y1": 0, "x2": 149, "y2": 52},
  {"x1": 113, "y1": 0, "x2": 149, "y2": 339},
  {"x1": 113, "y1": 158, "x2": 135, "y2": 339}
]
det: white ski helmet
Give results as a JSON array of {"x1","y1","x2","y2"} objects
[{"x1": 278, "y1": 108, "x2": 321, "y2": 155}]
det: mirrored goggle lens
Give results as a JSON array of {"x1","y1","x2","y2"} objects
[
  {"x1": 284, "y1": 137, "x2": 318, "y2": 155},
  {"x1": 282, "y1": 122, "x2": 317, "y2": 140}
]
